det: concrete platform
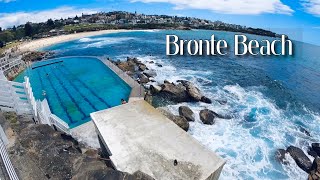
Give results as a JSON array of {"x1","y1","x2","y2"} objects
[{"x1": 91, "y1": 100, "x2": 225, "y2": 180}]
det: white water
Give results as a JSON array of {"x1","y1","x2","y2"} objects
[
  {"x1": 121, "y1": 54, "x2": 320, "y2": 179},
  {"x1": 79, "y1": 37, "x2": 137, "y2": 48}
]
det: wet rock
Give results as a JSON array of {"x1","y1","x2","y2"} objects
[
  {"x1": 176, "y1": 80, "x2": 190, "y2": 86},
  {"x1": 150, "y1": 85, "x2": 162, "y2": 94},
  {"x1": 116, "y1": 60, "x2": 136, "y2": 72},
  {"x1": 22, "y1": 51, "x2": 54, "y2": 62},
  {"x1": 287, "y1": 146, "x2": 312, "y2": 173},
  {"x1": 199, "y1": 109, "x2": 215, "y2": 125},
  {"x1": 164, "y1": 80, "x2": 171, "y2": 84},
  {"x1": 309, "y1": 157, "x2": 320, "y2": 180},
  {"x1": 156, "y1": 63, "x2": 163, "y2": 67},
  {"x1": 308, "y1": 148, "x2": 318, "y2": 158},
  {"x1": 159, "y1": 82, "x2": 189, "y2": 103},
  {"x1": 201, "y1": 96, "x2": 212, "y2": 104},
  {"x1": 138, "y1": 74, "x2": 150, "y2": 84},
  {"x1": 143, "y1": 69, "x2": 157, "y2": 78},
  {"x1": 144, "y1": 91, "x2": 153, "y2": 104},
  {"x1": 217, "y1": 100, "x2": 227, "y2": 105},
  {"x1": 178, "y1": 106, "x2": 195, "y2": 122},
  {"x1": 138, "y1": 64, "x2": 147, "y2": 71},
  {"x1": 275, "y1": 149, "x2": 289, "y2": 165},
  {"x1": 186, "y1": 83, "x2": 202, "y2": 101},
  {"x1": 157, "y1": 108, "x2": 189, "y2": 131},
  {"x1": 299, "y1": 126, "x2": 311, "y2": 137},
  {"x1": 148, "y1": 61, "x2": 154, "y2": 64},
  {"x1": 312, "y1": 143, "x2": 320, "y2": 157}
]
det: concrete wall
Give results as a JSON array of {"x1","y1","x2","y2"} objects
[
  {"x1": 91, "y1": 100, "x2": 226, "y2": 180},
  {"x1": 100, "y1": 58, "x2": 145, "y2": 102}
]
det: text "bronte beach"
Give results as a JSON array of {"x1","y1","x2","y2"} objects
[{"x1": 166, "y1": 34, "x2": 293, "y2": 56}]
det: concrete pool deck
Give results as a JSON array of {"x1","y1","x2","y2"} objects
[{"x1": 91, "y1": 100, "x2": 225, "y2": 180}]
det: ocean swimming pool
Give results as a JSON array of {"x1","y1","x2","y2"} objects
[{"x1": 15, "y1": 57, "x2": 131, "y2": 128}]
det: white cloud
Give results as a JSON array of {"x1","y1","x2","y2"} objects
[
  {"x1": 0, "y1": 6, "x2": 99, "y2": 28},
  {"x1": 301, "y1": 0, "x2": 320, "y2": 16},
  {"x1": 132, "y1": 0, "x2": 293, "y2": 15}
]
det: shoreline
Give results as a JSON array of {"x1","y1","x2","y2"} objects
[{"x1": 18, "y1": 29, "x2": 135, "y2": 52}]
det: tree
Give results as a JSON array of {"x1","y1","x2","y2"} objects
[
  {"x1": 0, "y1": 27, "x2": 2, "y2": 32},
  {"x1": 0, "y1": 41, "x2": 4, "y2": 48},
  {"x1": 0, "y1": 31, "x2": 14, "y2": 42},
  {"x1": 12, "y1": 25, "x2": 16, "y2": 31},
  {"x1": 24, "y1": 22, "x2": 33, "y2": 37},
  {"x1": 46, "y1": 19, "x2": 55, "y2": 29}
]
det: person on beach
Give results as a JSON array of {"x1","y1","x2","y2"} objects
[{"x1": 121, "y1": 99, "x2": 127, "y2": 104}]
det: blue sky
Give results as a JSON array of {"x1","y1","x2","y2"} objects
[{"x1": 0, "y1": 0, "x2": 320, "y2": 45}]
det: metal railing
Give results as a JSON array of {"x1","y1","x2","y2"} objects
[{"x1": 0, "y1": 137, "x2": 19, "y2": 180}]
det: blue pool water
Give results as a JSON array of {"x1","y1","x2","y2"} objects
[
  {"x1": 15, "y1": 57, "x2": 131, "y2": 128},
  {"x1": 34, "y1": 30, "x2": 320, "y2": 179}
]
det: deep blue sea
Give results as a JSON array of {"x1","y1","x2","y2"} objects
[{"x1": 44, "y1": 30, "x2": 320, "y2": 179}]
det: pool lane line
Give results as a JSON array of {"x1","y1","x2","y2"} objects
[
  {"x1": 49, "y1": 68, "x2": 98, "y2": 111},
  {"x1": 42, "y1": 68, "x2": 74, "y2": 123},
  {"x1": 32, "y1": 60, "x2": 63, "y2": 69},
  {"x1": 49, "y1": 66, "x2": 87, "y2": 120},
  {"x1": 58, "y1": 65, "x2": 111, "y2": 108},
  {"x1": 36, "y1": 70, "x2": 44, "y2": 94},
  {"x1": 53, "y1": 67, "x2": 99, "y2": 111}
]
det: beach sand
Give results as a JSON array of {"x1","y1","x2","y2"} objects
[{"x1": 18, "y1": 29, "x2": 131, "y2": 52}]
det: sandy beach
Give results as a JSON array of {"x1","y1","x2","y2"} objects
[{"x1": 18, "y1": 29, "x2": 132, "y2": 52}]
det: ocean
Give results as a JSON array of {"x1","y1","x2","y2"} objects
[{"x1": 44, "y1": 30, "x2": 320, "y2": 179}]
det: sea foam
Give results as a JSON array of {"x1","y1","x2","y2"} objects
[{"x1": 130, "y1": 55, "x2": 319, "y2": 179}]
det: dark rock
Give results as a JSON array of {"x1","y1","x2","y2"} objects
[
  {"x1": 312, "y1": 143, "x2": 320, "y2": 157},
  {"x1": 309, "y1": 157, "x2": 320, "y2": 180},
  {"x1": 159, "y1": 82, "x2": 190, "y2": 103},
  {"x1": 287, "y1": 146, "x2": 312, "y2": 173},
  {"x1": 157, "y1": 108, "x2": 189, "y2": 131},
  {"x1": 308, "y1": 148, "x2": 318, "y2": 158},
  {"x1": 144, "y1": 91, "x2": 153, "y2": 104},
  {"x1": 138, "y1": 64, "x2": 147, "y2": 71},
  {"x1": 199, "y1": 109, "x2": 215, "y2": 125},
  {"x1": 299, "y1": 126, "x2": 311, "y2": 137},
  {"x1": 22, "y1": 51, "x2": 54, "y2": 62},
  {"x1": 186, "y1": 83, "x2": 202, "y2": 101},
  {"x1": 275, "y1": 149, "x2": 288, "y2": 165},
  {"x1": 138, "y1": 74, "x2": 150, "y2": 84},
  {"x1": 156, "y1": 63, "x2": 163, "y2": 67},
  {"x1": 116, "y1": 60, "x2": 136, "y2": 72},
  {"x1": 148, "y1": 61, "x2": 154, "y2": 64},
  {"x1": 178, "y1": 106, "x2": 195, "y2": 122},
  {"x1": 217, "y1": 100, "x2": 227, "y2": 105},
  {"x1": 164, "y1": 80, "x2": 171, "y2": 84},
  {"x1": 201, "y1": 96, "x2": 212, "y2": 104},
  {"x1": 176, "y1": 80, "x2": 190, "y2": 86},
  {"x1": 143, "y1": 69, "x2": 157, "y2": 78},
  {"x1": 150, "y1": 85, "x2": 162, "y2": 94}
]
